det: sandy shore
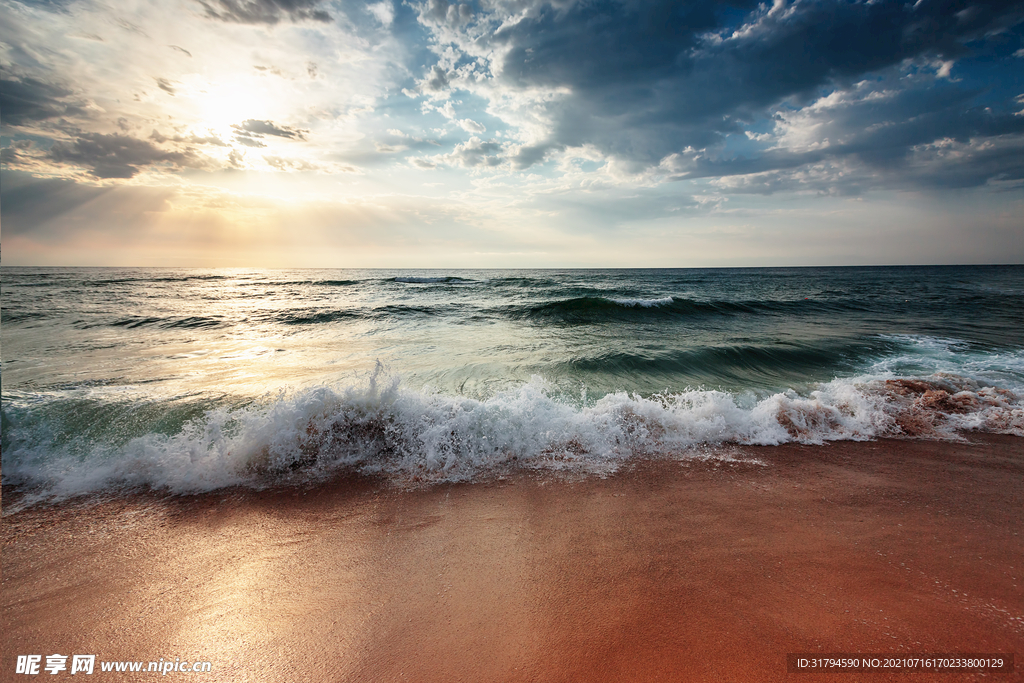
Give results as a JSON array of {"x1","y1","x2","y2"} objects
[{"x1": 3, "y1": 435, "x2": 1022, "y2": 681}]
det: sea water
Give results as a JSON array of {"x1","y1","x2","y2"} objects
[{"x1": 2, "y1": 266, "x2": 1022, "y2": 498}]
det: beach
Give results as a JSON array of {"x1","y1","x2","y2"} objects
[
  {"x1": 3, "y1": 267, "x2": 1023, "y2": 680},
  {"x1": 4, "y1": 434, "x2": 1021, "y2": 681}
]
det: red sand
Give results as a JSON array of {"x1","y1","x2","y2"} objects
[{"x1": 3, "y1": 435, "x2": 1022, "y2": 681}]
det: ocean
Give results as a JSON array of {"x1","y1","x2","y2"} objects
[{"x1": 2, "y1": 265, "x2": 1022, "y2": 500}]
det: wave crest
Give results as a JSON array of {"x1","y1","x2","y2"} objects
[
  {"x1": 393, "y1": 276, "x2": 477, "y2": 284},
  {"x1": 3, "y1": 368, "x2": 1021, "y2": 502}
]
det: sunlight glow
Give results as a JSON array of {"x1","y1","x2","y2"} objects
[{"x1": 188, "y1": 76, "x2": 276, "y2": 136}]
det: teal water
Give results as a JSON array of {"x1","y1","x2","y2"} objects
[{"x1": 3, "y1": 266, "x2": 1022, "y2": 498}]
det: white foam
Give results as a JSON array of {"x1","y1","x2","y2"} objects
[
  {"x1": 870, "y1": 335, "x2": 1024, "y2": 394},
  {"x1": 3, "y1": 366, "x2": 1021, "y2": 502},
  {"x1": 609, "y1": 296, "x2": 674, "y2": 307}
]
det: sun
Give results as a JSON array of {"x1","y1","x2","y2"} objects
[{"x1": 182, "y1": 74, "x2": 278, "y2": 138}]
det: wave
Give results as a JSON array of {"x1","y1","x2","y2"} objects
[
  {"x1": 510, "y1": 296, "x2": 770, "y2": 322},
  {"x1": 278, "y1": 310, "x2": 363, "y2": 325},
  {"x1": 487, "y1": 276, "x2": 564, "y2": 289},
  {"x1": 64, "y1": 304, "x2": 464, "y2": 330},
  {"x1": 373, "y1": 304, "x2": 441, "y2": 317},
  {"x1": 561, "y1": 340, "x2": 894, "y2": 384},
  {"x1": 2, "y1": 280, "x2": 65, "y2": 288},
  {"x1": 79, "y1": 275, "x2": 231, "y2": 286},
  {"x1": 1, "y1": 309, "x2": 52, "y2": 323},
  {"x1": 274, "y1": 279, "x2": 360, "y2": 287},
  {"x1": 393, "y1": 276, "x2": 478, "y2": 284},
  {"x1": 277, "y1": 304, "x2": 462, "y2": 324},
  {"x1": 316, "y1": 279, "x2": 359, "y2": 287},
  {"x1": 608, "y1": 296, "x2": 675, "y2": 307},
  {"x1": 3, "y1": 366, "x2": 1020, "y2": 503},
  {"x1": 95, "y1": 315, "x2": 226, "y2": 330}
]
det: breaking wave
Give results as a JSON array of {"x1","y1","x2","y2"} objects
[
  {"x1": 3, "y1": 365, "x2": 1021, "y2": 503},
  {"x1": 608, "y1": 297, "x2": 675, "y2": 307}
]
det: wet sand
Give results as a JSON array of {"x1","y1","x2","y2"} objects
[{"x1": 3, "y1": 435, "x2": 1022, "y2": 681}]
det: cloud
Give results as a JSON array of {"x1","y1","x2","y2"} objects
[
  {"x1": 253, "y1": 64, "x2": 286, "y2": 77},
  {"x1": 196, "y1": 0, "x2": 331, "y2": 24},
  {"x1": 263, "y1": 155, "x2": 358, "y2": 172},
  {"x1": 458, "y1": 118, "x2": 485, "y2": 133},
  {"x1": 419, "y1": 0, "x2": 473, "y2": 27},
  {"x1": 1, "y1": 141, "x2": 37, "y2": 170},
  {"x1": 48, "y1": 132, "x2": 211, "y2": 178},
  {"x1": 8, "y1": 0, "x2": 76, "y2": 11},
  {"x1": 424, "y1": 65, "x2": 450, "y2": 92},
  {"x1": 0, "y1": 74, "x2": 85, "y2": 127},
  {"x1": 411, "y1": 0, "x2": 1024, "y2": 191},
  {"x1": 510, "y1": 142, "x2": 561, "y2": 170},
  {"x1": 672, "y1": 78, "x2": 1024, "y2": 192},
  {"x1": 150, "y1": 130, "x2": 229, "y2": 146},
  {"x1": 111, "y1": 17, "x2": 148, "y2": 37},
  {"x1": 263, "y1": 155, "x2": 318, "y2": 171},
  {"x1": 154, "y1": 77, "x2": 176, "y2": 95},
  {"x1": 368, "y1": 1, "x2": 395, "y2": 27},
  {"x1": 443, "y1": 136, "x2": 504, "y2": 167},
  {"x1": 235, "y1": 136, "x2": 267, "y2": 148},
  {"x1": 232, "y1": 118, "x2": 309, "y2": 140}
]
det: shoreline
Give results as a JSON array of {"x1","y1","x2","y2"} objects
[{"x1": 4, "y1": 435, "x2": 1022, "y2": 681}]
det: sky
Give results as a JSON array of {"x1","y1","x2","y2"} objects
[{"x1": 1, "y1": 0, "x2": 1023, "y2": 267}]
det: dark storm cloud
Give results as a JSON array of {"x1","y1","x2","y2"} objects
[
  {"x1": 437, "y1": 0, "x2": 1024, "y2": 185},
  {"x1": 491, "y1": 0, "x2": 752, "y2": 92},
  {"x1": 0, "y1": 74, "x2": 85, "y2": 126},
  {"x1": 699, "y1": 131, "x2": 1024, "y2": 194},
  {"x1": 48, "y1": 132, "x2": 208, "y2": 178},
  {"x1": 492, "y1": 0, "x2": 1023, "y2": 116},
  {"x1": 676, "y1": 81, "x2": 1024, "y2": 191},
  {"x1": 910, "y1": 137, "x2": 1024, "y2": 188},
  {"x1": 196, "y1": 0, "x2": 331, "y2": 24}
]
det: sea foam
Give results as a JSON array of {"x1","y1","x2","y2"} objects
[
  {"x1": 3, "y1": 366, "x2": 1021, "y2": 502},
  {"x1": 609, "y1": 296, "x2": 675, "y2": 307}
]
